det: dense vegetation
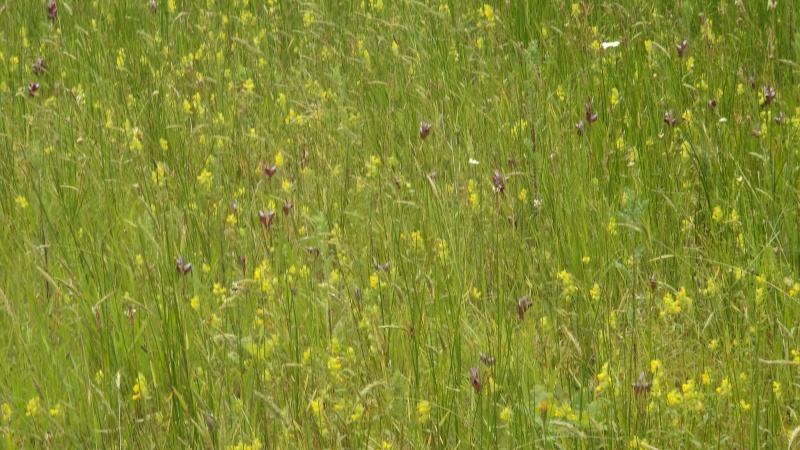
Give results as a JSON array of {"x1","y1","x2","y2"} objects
[{"x1": 2, "y1": 0, "x2": 800, "y2": 448}]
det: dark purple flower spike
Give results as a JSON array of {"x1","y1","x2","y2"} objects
[
  {"x1": 419, "y1": 121, "x2": 431, "y2": 140},
  {"x1": 632, "y1": 371, "x2": 652, "y2": 395},
  {"x1": 47, "y1": 0, "x2": 57, "y2": 21},
  {"x1": 664, "y1": 110, "x2": 677, "y2": 127},
  {"x1": 575, "y1": 120, "x2": 584, "y2": 136},
  {"x1": 469, "y1": 367, "x2": 481, "y2": 393},
  {"x1": 517, "y1": 296, "x2": 532, "y2": 319},
  {"x1": 675, "y1": 39, "x2": 688, "y2": 57},
  {"x1": 492, "y1": 171, "x2": 505, "y2": 195},
  {"x1": 585, "y1": 100, "x2": 597, "y2": 123},
  {"x1": 761, "y1": 86, "x2": 776, "y2": 108},
  {"x1": 32, "y1": 58, "x2": 46, "y2": 76},
  {"x1": 175, "y1": 256, "x2": 192, "y2": 275},
  {"x1": 259, "y1": 210, "x2": 275, "y2": 230}
]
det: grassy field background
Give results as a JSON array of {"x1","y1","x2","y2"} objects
[{"x1": 2, "y1": 0, "x2": 800, "y2": 448}]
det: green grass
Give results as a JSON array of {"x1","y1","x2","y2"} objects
[{"x1": 1, "y1": 0, "x2": 800, "y2": 448}]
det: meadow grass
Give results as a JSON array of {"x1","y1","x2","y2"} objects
[{"x1": 1, "y1": 0, "x2": 800, "y2": 448}]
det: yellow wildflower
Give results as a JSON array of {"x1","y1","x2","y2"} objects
[
  {"x1": 417, "y1": 400, "x2": 431, "y2": 424},
  {"x1": 49, "y1": 403, "x2": 62, "y2": 417},
  {"x1": 1, "y1": 403, "x2": 10, "y2": 423},
  {"x1": 243, "y1": 78, "x2": 255, "y2": 93},
  {"x1": 499, "y1": 406, "x2": 513, "y2": 422},
  {"x1": 212, "y1": 283, "x2": 226, "y2": 296},
  {"x1": 739, "y1": 400, "x2": 750, "y2": 411},
  {"x1": 350, "y1": 404, "x2": 364, "y2": 421},
  {"x1": 590, "y1": 283, "x2": 601, "y2": 301},
  {"x1": 25, "y1": 397, "x2": 40, "y2": 417},
  {"x1": 716, "y1": 379, "x2": 730, "y2": 396},
  {"x1": 518, "y1": 189, "x2": 528, "y2": 204}
]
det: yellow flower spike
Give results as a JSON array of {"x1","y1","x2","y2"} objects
[
  {"x1": 712, "y1": 206, "x2": 723, "y2": 221},
  {"x1": 25, "y1": 397, "x2": 40, "y2": 417},
  {"x1": 49, "y1": 404, "x2": 62, "y2": 417},
  {"x1": 417, "y1": 400, "x2": 431, "y2": 424},
  {"x1": 590, "y1": 283, "x2": 601, "y2": 301},
  {"x1": 739, "y1": 400, "x2": 750, "y2": 411},
  {"x1": 470, "y1": 287, "x2": 481, "y2": 300},
  {"x1": 1, "y1": 403, "x2": 11, "y2": 423},
  {"x1": 650, "y1": 359, "x2": 662, "y2": 374},
  {"x1": 518, "y1": 189, "x2": 528, "y2": 204},
  {"x1": 666, "y1": 389, "x2": 681, "y2": 406},
  {"x1": 15, "y1": 196, "x2": 29, "y2": 209},
  {"x1": 243, "y1": 78, "x2": 255, "y2": 93},
  {"x1": 349, "y1": 404, "x2": 364, "y2": 421}
]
